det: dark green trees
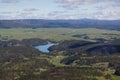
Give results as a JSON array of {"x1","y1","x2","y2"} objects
[{"x1": 114, "y1": 66, "x2": 120, "y2": 76}]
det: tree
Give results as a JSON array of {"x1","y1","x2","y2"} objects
[
  {"x1": 104, "y1": 74, "x2": 112, "y2": 80},
  {"x1": 114, "y1": 66, "x2": 120, "y2": 76}
]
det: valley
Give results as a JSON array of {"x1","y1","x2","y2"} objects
[{"x1": 0, "y1": 28, "x2": 120, "y2": 80}]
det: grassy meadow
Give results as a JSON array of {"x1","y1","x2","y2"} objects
[{"x1": 0, "y1": 28, "x2": 120, "y2": 41}]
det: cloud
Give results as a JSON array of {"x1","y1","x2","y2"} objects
[
  {"x1": 0, "y1": 14, "x2": 15, "y2": 20},
  {"x1": 1, "y1": 0, "x2": 19, "y2": 3},
  {"x1": 46, "y1": 9, "x2": 120, "y2": 20},
  {"x1": 0, "y1": 0, "x2": 119, "y2": 20},
  {"x1": 23, "y1": 8, "x2": 40, "y2": 12},
  {"x1": 79, "y1": 10, "x2": 120, "y2": 20},
  {"x1": 55, "y1": 0, "x2": 80, "y2": 9},
  {"x1": 56, "y1": 0, "x2": 120, "y2": 4},
  {"x1": 56, "y1": 0, "x2": 120, "y2": 9},
  {"x1": 96, "y1": 1, "x2": 120, "y2": 9},
  {"x1": 48, "y1": 11, "x2": 67, "y2": 16},
  {"x1": 0, "y1": 12, "x2": 12, "y2": 14},
  {"x1": 0, "y1": 10, "x2": 120, "y2": 20}
]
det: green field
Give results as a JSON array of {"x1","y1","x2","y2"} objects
[{"x1": 0, "y1": 28, "x2": 120, "y2": 41}]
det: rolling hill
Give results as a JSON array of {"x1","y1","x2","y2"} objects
[{"x1": 0, "y1": 19, "x2": 120, "y2": 30}]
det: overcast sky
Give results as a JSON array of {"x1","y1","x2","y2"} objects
[{"x1": 0, "y1": 0, "x2": 120, "y2": 20}]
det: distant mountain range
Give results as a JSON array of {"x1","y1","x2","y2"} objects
[{"x1": 0, "y1": 19, "x2": 120, "y2": 30}]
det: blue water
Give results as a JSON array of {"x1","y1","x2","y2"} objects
[{"x1": 35, "y1": 43, "x2": 58, "y2": 53}]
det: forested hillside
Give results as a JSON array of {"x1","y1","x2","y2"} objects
[{"x1": 0, "y1": 19, "x2": 120, "y2": 30}]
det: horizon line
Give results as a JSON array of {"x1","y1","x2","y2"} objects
[{"x1": 0, "y1": 18, "x2": 120, "y2": 21}]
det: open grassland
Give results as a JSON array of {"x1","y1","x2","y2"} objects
[
  {"x1": 0, "y1": 28, "x2": 120, "y2": 41},
  {"x1": 104, "y1": 69, "x2": 120, "y2": 80}
]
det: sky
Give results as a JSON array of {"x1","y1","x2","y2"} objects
[{"x1": 0, "y1": 0, "x2": 120, "y2": 20}]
